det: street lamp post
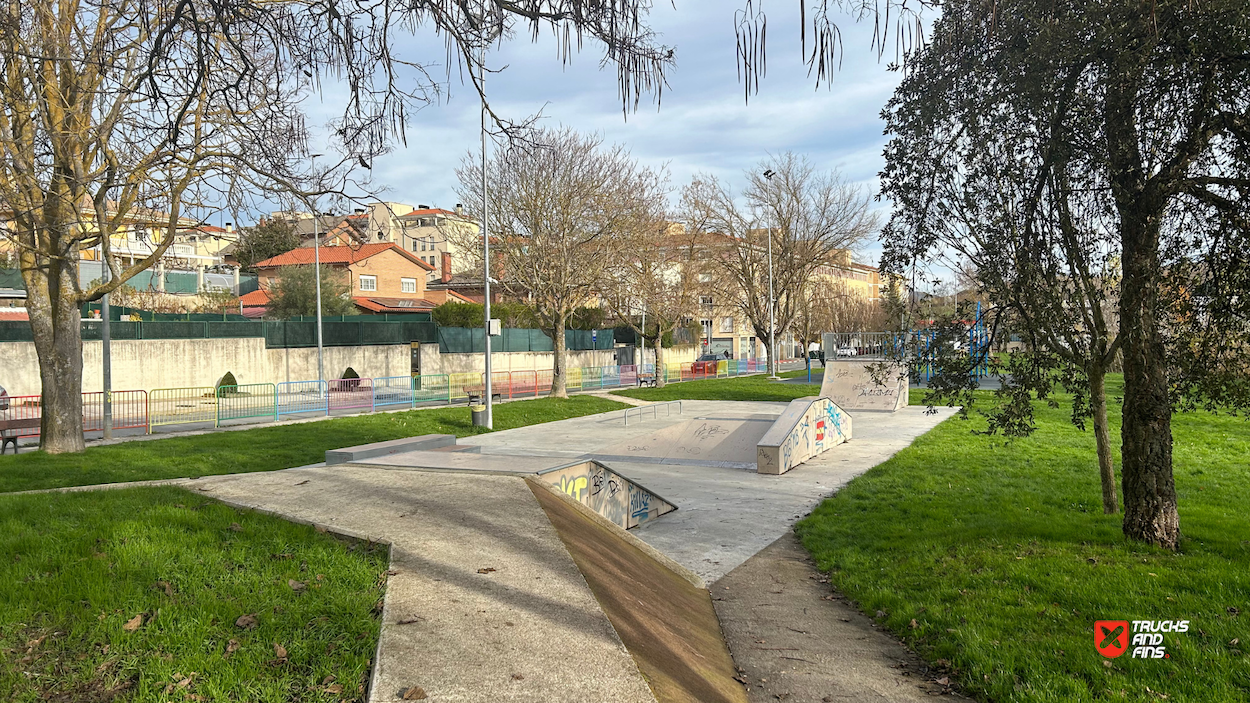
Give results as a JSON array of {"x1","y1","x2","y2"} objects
[
  {"x1": 764, "y1": 169, "x2": 780, "y2": 380},
  {"x1": 480, "y1": 45, "x2": 494, "y2": 429},
  {"x1": 101, "y1": 245, "x2": 112, "y2": 439},
  {"x1": 309, "y1": 154, "x2": 325, "y2": 388}
]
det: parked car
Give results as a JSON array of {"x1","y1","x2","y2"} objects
[
  {"x1": 692, "y1": 353, "x2": 722, "y2": 375},
  {"x1": 835, "y1": 346, "x2": 857, "y2": 358}
]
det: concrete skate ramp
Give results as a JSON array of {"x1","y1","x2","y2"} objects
[
  {"x1": 819, "y1": 359, "x2": 909, "y2": 411},
  {"x1": 528, "y1": 479, "x2": 748, "y2": 703},
  {"x1": 756, "y1": 396, "x2": 852, "y2": 475},
  {"x1": 539, "y1": 461, "x2": 677, "y2": 529},
  {"x1": 590, "y1": 416, "x2": 777, "y2": 469}
]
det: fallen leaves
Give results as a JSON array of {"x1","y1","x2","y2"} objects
[
  {"x1": 224, "y1": 639, "x2": 240, "y2": 657},
  {"x1": 122, "y1": 614, "x2": 144, "y2": 632},
  {"x1": 229, "y1": 522, "x2": 243, "y2": 532},
  {"x1": 399, "y1": 685, "x2": 428, "y2": 700},
  {"x1": 909, "y1": 619, "x2": 919, "y2": 630},
  {"x1": 325, "y1": 683, "x2": 344, "y2": 694},
  {"x1": 235, "y1": 613, "x2": 258, "y2": 630},
  {"x1": 269, "y1": 642, "x2": 288, "y2": 665},
  {"x1": 162, "y1": 672, "x2": 196, "y2": 694},
  {"x1": 289, "y1": 579, "x2": 307, "y2": 593},
  {"x1": 154, "y1": 580, "x2": 174, "y2": 597},
  {"x1": 476, "y1": 567, "x2": 497, "y2": 575}
]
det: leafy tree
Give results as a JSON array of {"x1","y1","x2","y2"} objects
[
  {"x1": 235, "y1": 220, "x2": 301, "y2": 273},
  {"x1": 879, "y1": 0, "x2": 1250, "y2": 547},
  {"x1": 265, "y1": 266, "x2": 357, "y2": 319}
]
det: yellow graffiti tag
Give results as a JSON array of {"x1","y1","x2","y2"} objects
[{"x1": 560, "y1": 475, "x2": 588, "y2": 501}]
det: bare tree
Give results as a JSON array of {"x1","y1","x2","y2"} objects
[
  {"x1": 0, "y1": 0, "x2": 672, "y2": 452},
  {"x1": 453, "y1": 128, "x2": 666, "y2": 398},
  {"x1": 600, "y1": 221, "x2": 703, "y2": 388},
  {"x1": 682, "y1": 153, "x2": 877, "y2": 376}
]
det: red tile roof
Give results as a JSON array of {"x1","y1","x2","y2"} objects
[
  {"x1": 239, "y1": 289, "x2": 272, "y2": 306},
  {"x1": 399, "y1": 208, "x2": 460, "y2": 219},
  {"x1": 252, "y1": 243, "x2": 434, "y2": 270},
  {"x1": 0, "y1": 308, "x2": 28, "y2": 321}
]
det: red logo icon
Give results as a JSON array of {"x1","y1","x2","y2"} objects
[
  {"x1": 1095, "y1": 621, "x2": 1129, "y2": 658},
  {"x1": 815, "y1": 419, "x2": 825, "y2": 442}
]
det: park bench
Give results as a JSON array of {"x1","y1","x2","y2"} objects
[
  {"x1": 0, "y1": 416, "x2": 40, "y2": 454},
  {"x1": 464, "y1": 384, "x2": 503, "y2": 404},
  {"x1": 637, "y1": 372, "x2": 657, "y2": 388}
]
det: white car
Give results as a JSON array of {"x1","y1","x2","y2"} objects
[{"x1": 835, "y1": 346, "x2": 857, "y2": 357}]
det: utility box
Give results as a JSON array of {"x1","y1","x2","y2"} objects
[{"x1": 488, "y1": 318, "x2": 501, "y2": 336}]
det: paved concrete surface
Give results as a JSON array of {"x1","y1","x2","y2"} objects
[
  {"x1": 592, "y1": 416, "x2": 778, "y2": 469},
  {"x1": 459, "y1": 401, "x2": 956, "y2": 582},
  {"x1": 713, "y1": 533, "x2": 967, "y2": 702},
  {"x1": 191, "y1": 466, "x2": 655, "y2": 703}
]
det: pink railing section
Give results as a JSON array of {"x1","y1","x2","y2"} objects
[{"x1": 328, "y1": 377, "x2": 374, "y2": 411}]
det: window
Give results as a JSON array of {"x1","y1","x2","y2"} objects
[
  {"x1": 359, "y1": 275, "x2": 377, "y2": 292},
  {"x1": 699, "y1": 295, "x2": 713, "y2": 307},
  {"x1": 719, "y1": 317, "x2": 735, "y2": 333},
  {"x1": 698, "y1": 273, "x2": 711, "y2": 283},
  {"x1": 700, "y1": 319, "x2": 713, "y2": 339},
  {"x1": 401, "y1": 278, "x2": 417, "y2": 293}
]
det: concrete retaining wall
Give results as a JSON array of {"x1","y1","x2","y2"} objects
[
  {"x1": 0, "y1": 337, "x2": 702, "y2": 397},
  {"x1": 756, "y1": 396, "x2": 852, "y2": 475},
  {"x1": 0, "y1": 338, "x2": 410, "y2": 396}
]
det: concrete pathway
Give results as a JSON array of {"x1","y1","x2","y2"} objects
[
  {"x1": 714, "y1": 534, "x2": 967, "y2": 702},
  {"x1": 192, "y1": 466, "x2": 655, "y2": 703}
]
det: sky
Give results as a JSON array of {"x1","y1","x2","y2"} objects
[{"x1": 296, "y1": 1, "x2": 917, "y2": 265}]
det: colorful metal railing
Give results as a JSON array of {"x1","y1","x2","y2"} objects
[
  {"x1": 276, "y1": 380, "x2": 328, "y2": 418},
  {"x1": 216, "y1": 383, "x2": 278, "y2": 425},
  {"x1": 4, "y1": 355, "x2": 771, "y2": 445}
]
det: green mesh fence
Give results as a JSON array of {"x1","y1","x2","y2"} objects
[{"x1": 164, "y1": 271, "x2": 199, "y2": 294}]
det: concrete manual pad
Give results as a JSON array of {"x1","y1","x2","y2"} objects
[
  {"x1": 591, "y1": 416, "x2": 777, "y2": 469},
  {"x1": 191, "y1": 466, "x2": 655, "y2": 703}
]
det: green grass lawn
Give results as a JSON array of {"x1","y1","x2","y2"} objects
[
  {"x1": 796, "y1": 381, "x2": 1250, "y2": 702},
  {"x1": 0, "y1": 396, "x2": 627, "y2": 493},
  {"x1": 0, "y1": 486, "x2": 388, "y2": 702},
  {"x1": 613, "y1": 373, "x2": 823, "y2": 403}
]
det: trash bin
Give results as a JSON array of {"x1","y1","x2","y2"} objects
[{"x1": 471, "y1": 404, "x2": 488, "y2": 427}]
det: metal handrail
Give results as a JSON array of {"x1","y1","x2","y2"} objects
[{"x1": 623, "y1": 400, "x2": 682, "y2": 426}]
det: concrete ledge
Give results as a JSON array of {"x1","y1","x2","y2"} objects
[
  {"x1": 325, "y1": 434, "x2": 456, "y2": 465},
  {"x1": 756, "y1": 396, "x2": 852, "y2": 475}
]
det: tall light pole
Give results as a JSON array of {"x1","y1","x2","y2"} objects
[
  {"x1": 764, "y1": 169, "x2": 780, "y2": 379},
  {"x1": 101, "y1": 243, "x2": 112, "y2": 439},
  {"x1": 480, "y1": 44, "x2": 494, "y2": 429},
  {"x1": 309, "y1": 154, "x2": 325, "y2": 386}
]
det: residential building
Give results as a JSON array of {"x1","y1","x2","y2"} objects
[
  {"x1": 274, "y1": 202, "x2": 481, "y2": 282},
  {"x1": 241, "y1": 243, "x2": 474, "y2": 317}
]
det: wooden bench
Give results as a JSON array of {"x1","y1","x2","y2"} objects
[
  {"x1": 464, "y1": 385, "x2": 503, "y2": 404},
  {"x1": 637, "y1": 373, "x2": 657, "y2": 388},
  {"x1": 0, "y1": 417, "x2": 40, "y2": 454}
]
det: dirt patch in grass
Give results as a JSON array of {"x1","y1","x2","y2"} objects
[{"x1": 528, "y1": 479, "x2": 746, "y2": 703}]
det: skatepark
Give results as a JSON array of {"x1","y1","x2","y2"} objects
[{"x1": 177, "y1": 367, "x2": 958, "y2": 702}]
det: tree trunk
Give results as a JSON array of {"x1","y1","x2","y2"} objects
[
  {"x1": 654, "y1": 332, "x2": 666, "y2": 388},
  {"x1": 552, "y1": 316, "x2": 568, "y2": 398},
  {"x1": 1089, "y1": 364, "x2": 1119, "y2": 515},
  {"x1": 1106, "y1": 57, "x2": 1179, "y2": 549},
  {"x1": 24, "y1": 254, "x2": 87, "y2": 453},
  {"x1": 1118, "y1": 224, "x2": 1179, "y2": 547}
]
